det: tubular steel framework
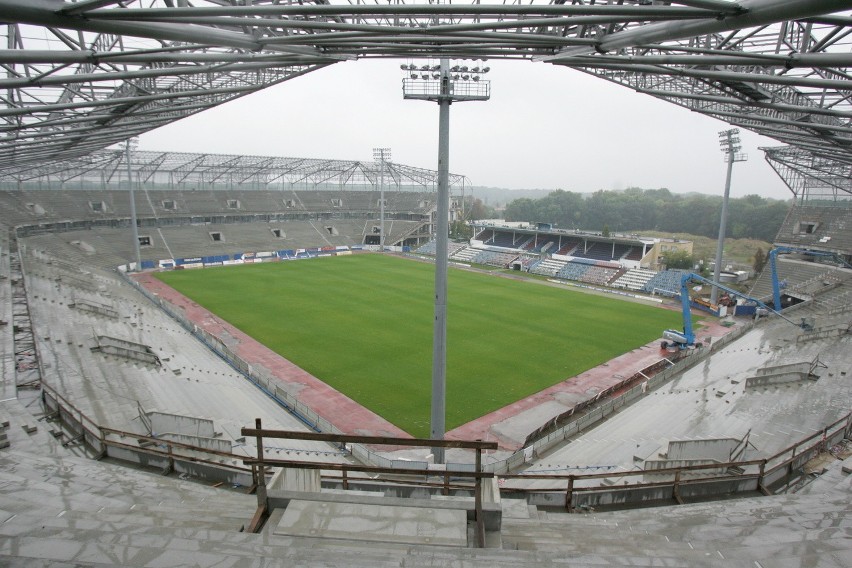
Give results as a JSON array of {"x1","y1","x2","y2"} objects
[
  {"x1": 0, "y1": 1, "x2": 850, "y2": 198},
  {"x1": 0, "y1": 149, "x2": 467, "y2": 193}
]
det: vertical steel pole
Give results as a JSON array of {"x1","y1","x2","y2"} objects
[
  {"x1": 711, "y1": 140, "x2": 734, "y2": 305},
  {"x1": 474, "y1": 445, "x2": 484, "y2": 547},
  {"x1": 431, "y1": 58, "x2": 450, "y2": 464},
  {"x1": 125, "y1": 140, "x2": 142, "y2": 270},
  {"x1": 379, "y1": 153, "x2": 386, "y2": 250}
]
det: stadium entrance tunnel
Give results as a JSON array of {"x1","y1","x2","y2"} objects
[{"x1": 779, "y1": 293, "x2": 807, "y2": 310}]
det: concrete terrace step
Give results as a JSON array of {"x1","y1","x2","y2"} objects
[
  {"x1": 0, "y1": 461, "x2": 250, "y2": 513},
  {"x1": 55, "y1": 507, "x2": 253, "y2": 531},
  {"x1": 0, "y1": 429, "x2": 848, "y2": 567},
  {"x1": 0, "y1": 519, "x2": 512, "y2": 568},
  {"x1": 498, "y1": 497, "x2": 851, "y2": 562},
  {"x1": 0, "y1": 512, "x2": 251, "y2": 545},
  {"x1": 0, "y1": 449, "x2": 250, "y2": 503},
  {"x1": 0, "y1": 487, "x2": 253, "y2": 529},
  {"x1": 527, "y1": 495, "x2": 851, "y2": 535},
  {"x1": 0, "y1": 522, "x2": 758, "y2": 568},
  {"x1": 504, "y1": 537, "x2": 736, "y2": 567},
  {"x1": 794, "y1": 456, "x2": 852, "y2": 496},
  {"x1": 0, "y1": 470, "x2": 252, "y2": 513},
  {"x1": 0, "y1": 451, "x2": 257, "y2": 536},
  {"x1": 501, "y1": 519, "x2": 849, "y2": 567}
]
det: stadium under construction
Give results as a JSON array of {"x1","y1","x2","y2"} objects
[{"x1": 0, "y1": 1, "x2": 851, "y2": 566}]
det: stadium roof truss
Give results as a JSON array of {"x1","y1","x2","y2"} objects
[
  {"x1": 0, "y1": 149, "x2": 468, "y2": 192},
  {"x1": 762, "y1": 146, "x2": 852, "y2": 203},
  {"x1": 0, "y1": 0, "x2": 850, "y2": 198}
]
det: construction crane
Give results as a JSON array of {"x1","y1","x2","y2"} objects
[
  {"x1": 769, "y1": 246, "x2": 852, "y2": 311},
  {"x1": 660, "y1": 272, "x2": 796, "y2": 351}
]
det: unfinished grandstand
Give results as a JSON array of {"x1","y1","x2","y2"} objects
[
  {"x1": 1, "y1": 2, "x2": 851, "y2": 566},
  {"x1": 1, "y1": 162, "x2": 850, "y2": 564}
]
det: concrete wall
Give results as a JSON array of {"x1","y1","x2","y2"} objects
[
  {"x1": 148, "y1": 411, "x2": 215, "y2": 438},
  {"x1": 754, "y1": 361, "x2": 810, "y2": 376},
  {"x1": 745, "y1": 371, "x2": 809, "y2": 389},
  {"x1": 97, "y1": 344, "x2": 159, "y2": 364},
  {"x1": 71, "y1": 299, "x2": 119, "y2": 319},
  {"x1": 668, "y1": 439, "x2": 738, "y2": 462},
  {"x1": 159, "y1": 432, "x2": 232, "y2": 453},
  {"x1": 643, "y1": 459, "x2": 720, "y2": 471},
  {"x1": 105, "y1": 444, "x2": 253, "y2": 487}
]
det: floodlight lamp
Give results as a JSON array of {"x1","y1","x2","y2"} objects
[
  {"x1": 431, "y1": 65, "x2": 440, "y2": 71},
  {"x1": 472, "y1": 66, "x2": 480, "y2": 73},
  {"x1": 410, "y1": 72, "x2": 417, "y2": 79},
  {"x1": 452, "y1": 74, "x2": 460, "y2": 80},
  {"x1": 451, "y1": 65, "x2": 460, "y2": 72},
  {"x1": 472, "y1": 76, "x2": 480, "y2": 81},
  {"x1": 462, "y1": 74, "x2": 470, "y2": 80},
  {"x1": 373, "y1": 147, "x2": 391, "y2": 162},
  {"x1": 460, "y1": 66, "x2": 469, "y2": 72},
  {"x1": 400, "y1": 64, "x2": 407, "y2": 70},
  {"x1": 482, "y1": 66, "x2": 490, "y2": 73},
  {"x1": 432, "y1": 73, "x2": 440, "y2": 79}
]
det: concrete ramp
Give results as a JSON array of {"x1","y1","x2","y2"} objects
[{"x1": 275, "y1": 499, "x2": 468, "y2": 547}]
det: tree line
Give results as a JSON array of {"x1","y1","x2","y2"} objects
[{"x1": 493, "y1": 188, "x2": 790, "y2": 243}]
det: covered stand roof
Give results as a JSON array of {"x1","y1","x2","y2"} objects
[
  {"x1": 0, "y1": 0, "x2": 850, "y2": 197},
  {"x1": 0, "y1": 148, "x2": 467, "y2": 192}
]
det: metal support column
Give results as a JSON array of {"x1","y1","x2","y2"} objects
[
  {"x1": 373, "y1": 147, "x2": 391, "y2": 251},
  {"x1": 125, "y1": 139, "x2": 142, "y2": 270},
  {"x1": 710, "y1": 156, "x2": 733, "y2": 305},
  {"x1": 403, "y1": 58, "x2": 490, "y2": 465},
  {"x1": 711, "y1": 129, "x2": 746, "y2": 305},
  {"x1": 430, "y1": 58, "x2": 451, "y2": 464}
]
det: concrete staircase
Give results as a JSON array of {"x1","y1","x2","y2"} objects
[
  {"x1": 0, "y1": 341, "x2": 849, "y2": 568},
  {"x1": 500, "y1": 456, "x2": 851, "y2": 567},
  {"x1": 1, "y1": 437, "x2": 849, "y2": 567}
]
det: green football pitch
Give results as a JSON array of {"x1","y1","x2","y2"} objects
[{"x1": 155, "y1": 254, "x2": 681, "y2": 437}]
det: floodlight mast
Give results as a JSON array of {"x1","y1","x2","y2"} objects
[
  {"x1": 710, "y1": 128, "x2": 747, "y2": 305},
  {"x1": 373, "y1": 148, "x2": 391, "y2": 250},
  {"x1": 403, "y1": 58, "x2": 490, "y2": 464},
  {"x1": 125, "y1": 138, "x2": 142, "y2": 271}
]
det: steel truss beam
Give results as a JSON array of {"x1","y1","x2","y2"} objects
[
  {"x1": 0, "y1": 1, "x2": 849, "y2": 199},
  {"x1": 763, "y1": 146, "x2": 852, "y2": 202},
  {"x1": 0, "y1": 149, "x2": 467, "y2": 193}
]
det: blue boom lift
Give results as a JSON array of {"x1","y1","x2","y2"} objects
[
  {"x1": 660, "y1": 272, "x2": 788, "y2": 350},
  {"x1": 769, "y1": 246, "x2": 852, "y2": 311}
]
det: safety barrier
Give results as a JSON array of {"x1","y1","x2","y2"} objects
[
  {"x1": 486, "y1": 319, "x2": 759, "y2": 475},
  {"x1": 119, "y1": 270, "x2": 414, "y2": 470},
  {"x1": 37, "y1": 367, "x2": 851, "y2": 515},
  {"x1": 499, "y1": 410, "x2": 851, "y2": 511},
  {"x1": 40, "y1": 382, "x2": 256, "y2": 486},
  {"x1": 242, "y1": 420, "x2": 498, "y2": 545}
]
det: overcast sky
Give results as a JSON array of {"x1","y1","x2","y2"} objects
[{"x1": 139, "y1": 59, "x2": 794, "y2": 201}]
